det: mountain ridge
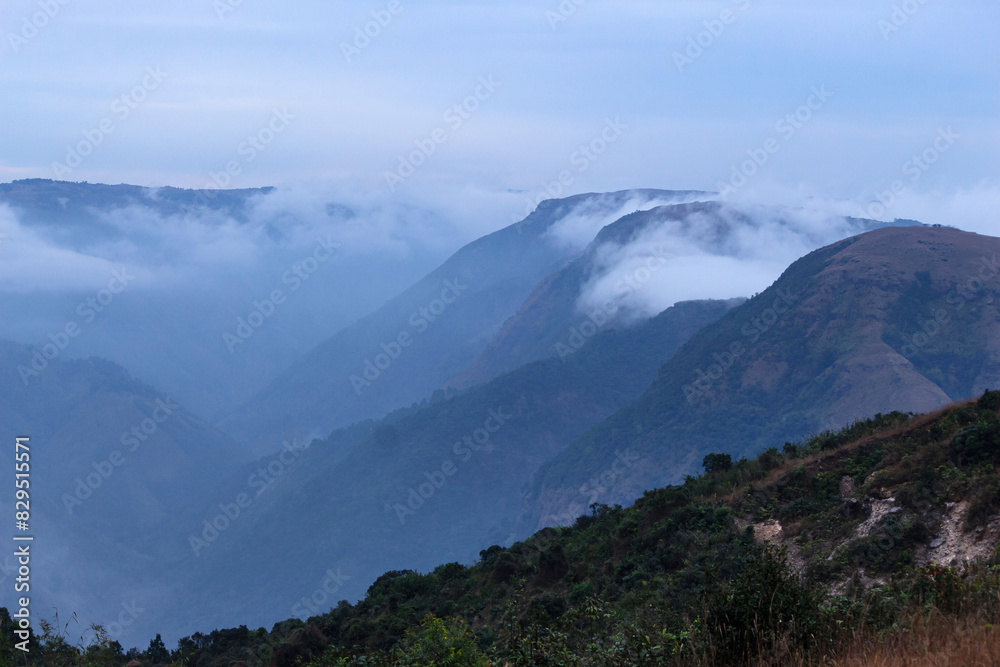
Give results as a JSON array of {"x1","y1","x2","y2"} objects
[{"x1": 527, "y1": 225, "x2": 1000, "y2": 528}]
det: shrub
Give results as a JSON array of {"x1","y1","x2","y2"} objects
[
  {"x1": 966, "y1": 479, "x2": 1000, "y2": 531},
  {"x1": 698, "y1": 544, "x2": 823, "y2": 665},
  {"x1": 951, "y1": 422, "x2": 1000, "y2": 467},
  {"x1": 393, "y1": 615, "x2": 489, "y2": 666},
  {"x1": 978, "y1": 389, "x2": 1000, "y2": 413}
]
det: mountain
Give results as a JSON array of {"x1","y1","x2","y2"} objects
[
  {"x1": 527, "y1": 225, "x2": 1000, "y2": 527},
  {"x1": 220, "y1": 189, "x2": 705, "y2": 455},
  {"x1": 0, "y1": 179, "x2": 456, "y2": 422},
  {"x1": 163, "y1": 298, "x2": 739, "y2": 640},
  {"x1": 0, "y1": 178, "x2": 268, "y2": 229},
  {"x1": 0, "y1": 339, "x2": 240, "y2": 647},
  {"x1": 22, "y1": 392, "x2": 1000, "y2": 666},
  {"x1": 448, "y1": 201, "x2": 909, "y2": 390}
]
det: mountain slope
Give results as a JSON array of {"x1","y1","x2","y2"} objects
[
  {"x1": 449, "y1": 201, "x2": 908, "y2": 389},
  {"x1": 39, "y1": 392, "x2": 1000, "y2": 666},
  {"x1": 220, "y1": 189, "x2": 704, "y2": 455},
  {"x1": 164, "y1": 298, "x2": 739, "y2": 640},
  {"x1": 0, "y1": 339, "x2": 241, "y2": 647},
  {"x1": 528, "y1": 225, "x2": 1000, "y2": 527}
]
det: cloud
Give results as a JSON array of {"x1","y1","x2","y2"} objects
[
  {"x1": 542, "y1": 190, "x2": 712, "y2": 253},
  {"x1": 870, "y1": 182, "x2": 1000, "y2": 235},
  {"x1": 0, "y1": 183, "x2": 470, "y2": 294},
  {"x1": 575, "y1": 202, "x2": 874, "y2": 322},
  {"x1": 0, "y1": 205, "x2": 141, "y2": 293},
  {"x1": 2, "y1": 1, "x2": 995, "y2": 198}
]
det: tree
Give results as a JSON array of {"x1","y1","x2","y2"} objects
[
  {"x1": 702, "y1": 452, "x2": 732, "y2": 474},
  {"x1": 144, "y1": 633, "x2": 170, "y2": 664}
]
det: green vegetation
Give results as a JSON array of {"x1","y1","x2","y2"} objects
[{"x1": 4, "y1": 391, "x2": 1000, "y2": 666}]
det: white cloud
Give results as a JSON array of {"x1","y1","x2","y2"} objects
[
  {"x1": 576, "y1": 202, "x2": 874, "y2": 322},
  {"x1": 872, "y1": 182, "x2": 1000, "y2": 235}
]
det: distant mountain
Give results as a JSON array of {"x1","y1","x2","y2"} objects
[
  {"x1": 220, "y1": 189, "x2": 705, "y2": 455},
  {"x1": 0, "y1": 178, "x2": 268, "y2": 229},
  {"x1": 0, "y1": 339, "x2": 240, "y2": 647},
  {"x1": 0, "y1": 179, "x2": 471, "y2": 423},
  {"x1": 165, "y1": 298, "x2": 738, "y2": 640},
  {"x1": 527, "y1": 225, "x2": 1000, "y2": 527},
  {"x1": 448, "y1": 201, "x2": 909, "y2": 389}
]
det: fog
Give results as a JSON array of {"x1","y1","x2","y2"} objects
[
  {"x1": 0, "y1": 185, "x2": 474, "y2": 419},
  {"x1": 576, "y1": 201, "x2": 898, "y2": 324}
]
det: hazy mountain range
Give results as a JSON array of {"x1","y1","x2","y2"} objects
[{"x1": 1, "y1": 179, "x2": 997, "y2": 648}]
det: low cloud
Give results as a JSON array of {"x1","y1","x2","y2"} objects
[
  {"x1": 543, "y1": 190, "x2": 712, "y2": 253},
  {"x1": 576, "y1": 202, "x2": 875, "y2": 322},
  {"x1": 868, "y1": 182, "x2": 1000, "y2": 236},
  {"x1": 0, "y1": 205, "x2": 144, "y2": 293},
  {"x1": 0, "y1": 183, "x2": 466, "y2": 295}
]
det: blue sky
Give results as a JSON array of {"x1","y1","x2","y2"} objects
[{"x1": 1, "y1": 0, "x2": 997, "y2": 230}]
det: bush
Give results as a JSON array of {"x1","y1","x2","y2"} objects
[
  {"x1": 966, "y1": 479, "x2": 1000, "y2": 531},
  {"x1": 951, "y1": 422, "x2": 1000, "y2": 466},
  {"x1": 393, "y1": 615, "x2": 489, "y2": 666},
  {"x1": 698, "y1": 544, "x2": 823, "y2": 665},
  {"x1": 978, "y1": 389, "x2": 1000, "y2": 413}
]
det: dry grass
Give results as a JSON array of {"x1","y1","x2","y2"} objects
[
  {"x1": 823, "y1": 611, "x2": 1000, "y2": 667},
  {"x1": 658, "y1": 604, "x2": 1000, "y2": 667},
  {"x1": 736, "y1": 611, "x2": 1000, "y2": 667}
]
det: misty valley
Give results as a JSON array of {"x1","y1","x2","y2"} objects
[
  {"x1": 1, "y1": 180, "x2": 999, "y2": 666},
  {"x1": 1, "y1": 2, "x2": 997, "y2": 663}
]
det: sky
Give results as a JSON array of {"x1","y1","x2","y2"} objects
[
  {"x1": 0, "y1": 2, "x2": 998, "y2": 647},
  {"x1": 0, "y1": 0, "x2": 998, "y2": 233}
]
